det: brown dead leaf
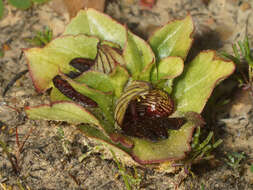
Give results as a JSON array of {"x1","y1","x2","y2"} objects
[
  {"x1": 240, "y1": 2, "x2": 251, "y2": 12},
  {"x1": 63, "y1": 0, "x2": 106, "y2": 18},
  {"x1": 2, "y1": 44, "x2": 11, "y2": 51},
  {"x1": 202, "y1": 0, "x2": 210, "y2": 6}
]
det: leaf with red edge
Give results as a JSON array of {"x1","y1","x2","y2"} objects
[
  {"x1": 64, "y1": 9, "x2": 127, "y2": 48},
  {"x1": 24, "y1": 35, "x2": 99, "y2": 92},
  {"x1": 130, "y1": 121, "x2": 196, "y2": 164},
  {"x1": 172, "y1": 51, "x2": 235, "y2": 114},
  {"x1": 25, "y1": 101, "x2": 101, "y2": 126}
]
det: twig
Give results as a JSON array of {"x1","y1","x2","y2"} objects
[{"x1": 2, "y1": 69, "x2": 28, "y2": 97}]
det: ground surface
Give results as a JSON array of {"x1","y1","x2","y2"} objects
[{"x1": 0, "y1": 0, "x2": 253, "y2": 189}]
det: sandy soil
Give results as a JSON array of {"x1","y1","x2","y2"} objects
[{"x1": 0, "y1": 0, "x2": 253, "y2": 189}]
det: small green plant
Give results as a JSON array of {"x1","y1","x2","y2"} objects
[
  {"x1": 189, "y1": 127, "x2": 223, "y2": 163},
  {"x1": 250, "y1": 164, "x2": 253, "y2": 173},
  {"x1": 24, "y1": 9, "x2": 235, "y2": 172},
  {"x1": 0, "y1": 48, "x2": 4, "y2": 57},
  {"x1": 221, "y1": 36, "x2": 253, "y2": 93},
  {"x1": 0, "y1": 0, "x2": 50, "y2": 19},
  {"x1": 25, "y1": 26, "x2": 53, "y2": 47},
  {"x1": 225, "y1": 152, "x2": 245, "y2": 171},
  {"x1": 57, "y1": 126, "x2": 71, "y2": 154},
  {"x1": 111, "y1": 150, "x2": 142, "y2": 190}
]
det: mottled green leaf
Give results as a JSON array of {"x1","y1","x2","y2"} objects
[
  {"x1": 8, "y1": 0, "x2": 31, "y2": 9},
  {"x1": 26, "y1": 101, "x2": 100, "y2": 126},
  {"x1": 173, "y1": 51, "x2": 235, "y2": 113},
  {"x1": 24, "y1": 35, "x2": 99, "y2": 92},
  {"x1": 64, "y1": 9, "x2": 127, "y2": 48},
  {"x1": 148, "y1": 15, "x2": 193, "y2": 61}
]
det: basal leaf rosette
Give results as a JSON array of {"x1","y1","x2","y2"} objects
[{"x1": 24, "y1": 9, "x2": 235, "y2": 168}]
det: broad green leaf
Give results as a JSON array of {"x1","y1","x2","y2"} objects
[
  {"x1": 0, "y1": 0, "x2": 4, "y2": 19},
  {"x1": 151, "y1": 56, "x2": 184, "y2": 82},
  {"x1": 148, "y1": 15, "x2": 193, "y2": 61},
  {"x1": 60, "y1": 75, "x2": 115, "y2": 131},
  {"x1": 173, "y1": 51, "x2": 235, "y2": 113},
  {"x1": 64, "y1": 9, "x2": 127, "y2": 48},
  {"x1": 131, "y1": 122, "x2": 195, "y2": 164},
  {"x1": 24, "y1": 35, "x2": 99, "y2": 92},
  {"x1": 123, "y1": 32, "x2": 155, "y2": 81},
  {"x1": 8, "y1": 0, "x2": 31, "y2": 9},
  {"x1": 75, "y1": 65, "x2": 129, "y2": 98},
  {"x1": 76, "y1": 71, "x2": 114, "y2": 93},
  {"x1": 25, "y1": 101, "x2": 100, "y2": 126}
]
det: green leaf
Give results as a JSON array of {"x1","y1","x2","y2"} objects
[
  {"x1": 173, "y1": 51, "x2": 235, "y2": 114},
  {"x1": 31, "y1": 0, "x2": 49, "y2": 3},
  {"x1": 59, "y1": 75, "x2": 115, "y2": 127},
  {"x1": 0, "y1": 0, "x2": 4, "y2": 19},
  {"x1": 76, "y1": 71, "x2": 114, "y2": 93},
  {"x1": 64, "y1": 9, "x2": 127, "y2": 48},
  {"x1": 148, "y1": 15, "x2": 193, "y2": 61},
  {"x1": 24, "y1": 35, "x2": 99, "y2": 92},
  {"x1": 250, "y1": 164, "x2": 253, "y2": 173},
  {"x1": 108, "y1": 65, "x2": 130, "y2": 98},
  {"x1": 75, "y1": 65, "x2": 129, "y2": 98},
  {"x1": 25, "y1": 101, "x2": 101, "y2": 126},
  {"x1": 123, "y1": 32, "x2": 155, "y2": 81},
  {"x1": 151, "y1": 56, "x2": 184, "y2": 82},
  {"x1": 131, "y1": 121, "x2": 195, "y2": 164},
  {"x1": 8, "y1": 0, "x2": 32, "y2": 9}
]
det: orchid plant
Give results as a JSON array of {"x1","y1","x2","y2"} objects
[{"x1": 24, "y1": 9, "x2": 235, "y2": 169}]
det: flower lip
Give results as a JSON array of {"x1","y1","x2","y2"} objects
[{"x1": 116, "y1": 84, "x2": 182, "y2": 142}]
